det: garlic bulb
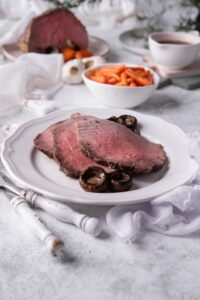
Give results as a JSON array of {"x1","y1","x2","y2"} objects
[
  {"x1": 82, "y1": 56, "x2": 106, "y2": 69},
  {"x1": 62, "y1": 59, "x2": 85, "y2": 84}
]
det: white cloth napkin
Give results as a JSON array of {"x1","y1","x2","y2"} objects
[
  {"x1": 107, "y1": 137, "x2": 200, "y2": 242},
  {"x1": 0, "y1": 53, "x2": 63, "y2": 117}
]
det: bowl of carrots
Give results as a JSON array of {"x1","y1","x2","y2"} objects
[{"x1": 82, "y1": 63, "x2": 159, "y2": 108}]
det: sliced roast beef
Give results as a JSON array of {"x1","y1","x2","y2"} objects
[
  {"x1": 33, "y1": 114, "x2": 94, "y2": 159},
  {"x1": 53, "y1": 120, "x2": 113, "y2": 178},
  {"x1": 34, "y1": 119, "x2": 66, "y2": 159},
  {"x1": 77, "y1": 118, "x2": 167, "y2": 173},
  {"x1": 26, "y1": 8, "x2": 88, "y2": 53}
]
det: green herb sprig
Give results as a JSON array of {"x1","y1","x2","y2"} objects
[{"x1": 45, "y1": 0, "x2": 101, "y2": 9}]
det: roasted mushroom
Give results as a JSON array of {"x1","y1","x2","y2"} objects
[
  {"x1": 109, "y1": 170, "x2": 132, "y2": 192},
  {"x1": 133, "y1": 128, "x2": 140, "y2": 135},
  {"x1": 79, "y1": 166, "x2": 108, "y2": 193},
  {"x1": 108, "y1": 114, "x2": 140, "y2": 135},
  {"x1": 107, "y1": 116, "x2": 119, "y2": 123},
  {"x1": 118, "y1": 115, "x2": 137, "y2": 129}
]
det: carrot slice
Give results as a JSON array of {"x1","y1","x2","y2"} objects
[
  {"x1": 129, "y1": 82, "x2": 137, "y2": 87},
  {"x1": 131, "y1": 67, "x2": 145, "y2": 72},
  {"x1": 125, "y1": 69, "x2": 151, "y2": 86},
  {"x1": 75, "y1": 49, "x2": 93, "y2": 59},
  {"x1": 62, "y1": 47, "x2": 75, "y2": 61},
  {"x1": 120, "y1": 72, "x2": 128, "y2": 85},
  {"x1": 88, "y1": 65, "x2": 153, "y2": 87},
  {"x1": 91, "y1": 76, "x2": 106, "y2": 84},
  {"x1": 107, "y1": 78, "x2": 118, "y2": 84},
  {"x1": 100, "y1": 65, "x2": 126, "y2": 74},
  {"x1": 115, "y1": 81, "x2": 127, "y2": 86}
]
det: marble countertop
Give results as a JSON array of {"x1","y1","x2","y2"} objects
[{"x1": 1, "y1": 26, "x2": 200, "y2": 300}]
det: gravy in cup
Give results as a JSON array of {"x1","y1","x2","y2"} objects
[{"x1": 148, "y1": 32, "x2": 200, "y2": 69}]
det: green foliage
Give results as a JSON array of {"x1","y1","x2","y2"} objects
[
  {"x1": 45, "y1": 0, "x2": 200, "y2": 33},
  {"x1": 45, "y1": 0, "x2": 101, "y2": 9},
  {"x1": 177, "y1": 0, "x2": 200, "y2": 31},
  {"x1": 180, "y1": 0, "x2": 200, "y2": 8}
]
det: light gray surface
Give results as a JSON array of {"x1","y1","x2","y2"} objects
[{"x1": 1, "y1": 26, "x2": 200, "y2": 300}]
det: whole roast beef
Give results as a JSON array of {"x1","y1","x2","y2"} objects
[
  {"x1": 21, "y1": 8, "x2": 88, "y2": 53},
  {"x1": 77, "y1": 118, "x2": 167, "y2": 173}
]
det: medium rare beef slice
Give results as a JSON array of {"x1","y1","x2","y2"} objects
[
  {"x1": 77, "y1": 119, "x2": 167, "y2": 173},
  {"x1": 53, "y1": 120, "x2": 101, "y2": 178},
  {"x1": 28, "y1": 8, "x2": 88, "y2": 53},
  {"x1": 33, "y1": 115, "x2": 95, "y2": 159},
  {"x1": 34, "y1": 120, "x2": 66, "y2": 158}
]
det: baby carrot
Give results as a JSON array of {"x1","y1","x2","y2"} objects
[
  {"x1": 107, "y1": 78, "x2": 118, "y2": 84},
  {"x1": 125, "y1": 69, "x2": 150, "y2": 86},
  {"x1": 88, "y1": 65, "x2": 153, "y2": 87},
  {"x1": 120, "y1": 72, "x2": 128, "y2": 85},
  {"x1": 115, "y1": 81, "x2": 127, "y2": 86},
  {"x1": 75, "y1": 49, "x2": 93, "y2": 59},
  {"x1": 62, "y1": 47, "x2": 75, "y2": 61},
  {"x1": 129, "y1": 82, "x2": 137, "y2": 87}
]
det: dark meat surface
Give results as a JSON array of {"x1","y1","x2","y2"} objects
[
  {"x1": 34, "y1": 115, "x2": 113, "y2": 178},
  {"x1": 34, "y1": 113, "x2": 167, "y2": 179},
  {"x1": 53, "y1": 119, "x2": 113, "y2": 178},
  {"x1": 28, "y1": 8, "x2": 88, "y2": 53},
  {"x1": 77, "y1": 118, "x2": 167, "y2": 173}
]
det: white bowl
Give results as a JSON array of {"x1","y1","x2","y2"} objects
[
  {"x1": 148, "y1": 31, "x2": 200, "y2": 69},
  {"x1": 82, "y1": 63, "x2": 159, "y2": 108}
]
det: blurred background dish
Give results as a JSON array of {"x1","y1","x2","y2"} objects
[
  {"x1": 119, "y1": 28, "x2": 150, "y2": 56},
  {"x1": 2, "y1": 36, "x2": 110, "y2": 62}
]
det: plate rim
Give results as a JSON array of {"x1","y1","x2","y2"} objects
[
  {"x1": 2, "y1": 35, "x2": 110, "y2": 61},
  {"x1": 1, "y1": 107, "x2": 198, "y2": 205}
]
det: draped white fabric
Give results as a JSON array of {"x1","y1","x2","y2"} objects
[
  {"x1": 0, "y1": 53, "x2": 63, "y2": 116},
  {"x1": 107, "y1": 138, "x2": 200, "y2": 242}
]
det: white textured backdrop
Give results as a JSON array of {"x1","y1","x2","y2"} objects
[{"x1": 0, "y1": 2, "x2": 200, "y2": 300}]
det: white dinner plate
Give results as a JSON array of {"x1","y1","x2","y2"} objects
[
  {"x1": 1, "y1": 108, "x2": 198, "y2": 205},
  {"x1": 2, "y1": 35, "x2": 110, "y2": 62}
]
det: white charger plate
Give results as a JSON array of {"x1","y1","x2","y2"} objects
[
  {"x1": 1, "y1": 108, "x2": 198, "y2": 205},
  {"x1": 2, "y1": 35, "x2": 110, "y2": 62}
]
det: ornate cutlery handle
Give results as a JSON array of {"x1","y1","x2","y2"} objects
[
  {"x1": 24, "y1": 190, "x2": 102, "y2": 237},
  {"x1": 11, "y1": 196, "x2": 64, "y2": 256}
]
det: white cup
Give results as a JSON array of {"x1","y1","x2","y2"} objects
[{"x1": 148, "y1": 32, "x2": 200, "y2": 69}]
